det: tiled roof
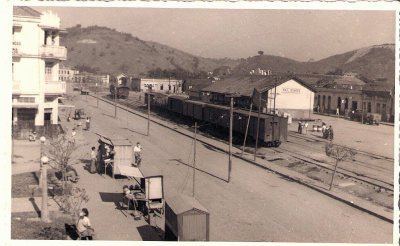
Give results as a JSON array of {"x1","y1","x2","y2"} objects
[
  {"x1": 362, "y1": 82, "x2": 394, "y2": 92},
  {"x1": 296, "y1": 74, "x2": 366, "y2": 87},
  {"x1": 201, "y1": 75, "x2": 315, "y2": 96},
  {"x1": 184, "y1": 79, "x2": 213, "y2": 91},
  {"x1": 13, "y1": 6, "x2": 41, "y2": 18}
]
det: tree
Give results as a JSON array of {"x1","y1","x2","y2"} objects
[
  {"x1": 258, "y1": 50, "x2": 264, "y2": 56},
  {"x1": 325, "y1": 141, "x2": 356, "y2": 190},
  {"x1": 60, "y1": 186, "x2": 90, "y2": 221},
  {"x1": 45, "y1": 134, "x2": 78, "y2": 189}
]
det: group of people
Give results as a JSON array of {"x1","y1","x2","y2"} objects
[
  {"x1": 322, "y1": 123, "x2": 334, "y2": 140},
  {"x1": 297, "y1": 121, "x2": 309, "y2": 134},
  {"x1": 88, "y1": 141, "x2": 143, "y2": 175}
]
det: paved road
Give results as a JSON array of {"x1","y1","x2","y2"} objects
[{"x1": 68, "y1": 93, "x2": 392, "y2": 243}]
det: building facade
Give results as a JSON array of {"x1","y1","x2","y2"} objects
[
  {"x1": 132, "y1": 78, "x2": 183, "y2": 94},
  {"x1": 12, "y1": 7, "x2": 67, "y2": 135},
  {"x1": 59, "y1": 66, "x2": 79, "y2": 82}
]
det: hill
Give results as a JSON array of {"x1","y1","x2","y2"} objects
[
  {"x1": 61, "y1": 25, "x2": 240, "y2": 76},
  {"x1": 232, "y1": 44, "x2": 395, "y2": 84},
  {"x1": 61, "y1": 26, "x2": 394, "y2": 84}
]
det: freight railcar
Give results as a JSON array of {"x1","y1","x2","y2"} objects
[{"x1": 145, "y1": 92, "x2": 287, "y2": 146}]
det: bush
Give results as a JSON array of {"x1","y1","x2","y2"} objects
[{"x1": 36, "y1": 226, "x2": 65, "y2": 240}]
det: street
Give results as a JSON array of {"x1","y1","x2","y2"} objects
[{"x1": 67, "y1": 92, "x2": 392, "y2": 242}]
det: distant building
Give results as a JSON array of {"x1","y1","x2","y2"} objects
[
  {"x1": 182, "y1": 79, "x2": 214, "y2": 100},
  {"x1": 73, "y1": 72, "x2": 110, "y2": 85},
  {"x1": 297, "y1": 73, "x2": 394, "y2": 122},
  {"x1": 200, "y1": 75, "x2": 316, "y2": 120},
  {"x1": 12, "y1": 6, "x2": 67, "y2": 135},
  {"x1": 132, "y1": 78, "x2": 183, "y2": 94},
  {"x1": 59, "y1": 66, "x2": 79, "y2": 81}
]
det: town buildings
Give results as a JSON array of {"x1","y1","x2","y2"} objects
[
  {"x1": 59, "y1": 66, "x2": 79, "y2": 82},
  {"x1": 12, "y1": 6, "x2": 67, "y2": 137}
]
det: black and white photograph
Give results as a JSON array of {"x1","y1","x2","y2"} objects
[{"x1": 2, "y1": 1, "x2": 399, "y2": 244}]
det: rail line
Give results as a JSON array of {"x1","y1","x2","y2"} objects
[
  {"x1": 288, "y1": 132, "x2": 394, "y2": 162},
  {"x1": 86, "y1": 94, "x2": 394, "y2": 222}
]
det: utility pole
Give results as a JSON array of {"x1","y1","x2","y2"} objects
[
  {"x1": 228, "y1": 96, "x2": 233, "y2": 182},
  {"x1": 96, "y1": 82, "x2": 99, "y2": 108},
  {"x1": 272, "y1": 79, "x2": 277, "y2": 142},
  {"x1": 192, "y1": 122, "x2": 197, "y2": 197},
  {"x1": 254, "y1": 93, "x2": 262, "y2": 161},
  {"x1": 114, "y1": 84, "x2": 117, "y2": 118},
  {"x1": 147, "y1": 85, "x2": 152, "y2": 136},
  {"x1": 241, "y1": 102, "x2": 253, "y2": 156}
]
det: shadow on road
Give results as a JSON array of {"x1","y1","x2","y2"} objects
[
  {"x1": 136, "y1": 225, "x2": 163, "y2": 241},
  {"x1": 28, "y1": 197, "x2": 41, "y2": 217}
]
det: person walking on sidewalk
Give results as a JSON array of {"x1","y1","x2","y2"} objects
[
  {"x1": 89, "y1": 146, "x2": 97, "y2": 174},
  {"x1": 76, "y1": 208, "x2": 94, "y2": 240},
  {"x1": 133, "y1": 142, "x2": 142, "y2": 167}
]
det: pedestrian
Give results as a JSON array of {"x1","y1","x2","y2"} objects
[
  {"x1": 328, "y1": 125, "x2": 334, "y2": 140},
  {"x1": 89, "y1": 146, "x2": 97, "y2": 174},
  {"x1": 336, "y1": 107, "x2": 340, "y2": 116},
  {"x1": 317, "y1": 104, "x2": 320, "y2": 113},
  {"x1": 85, "y1": 117, "x2": 90, "y2": 131},
  {"x1": 76, "y1": 208, "x2": 94, "y2": 240},
  {"x1": 304, "y1": 121, "x2": 309, "y2": 134},
  {"x1": 298, "y1": 121, "x2": 302, "y2": 134},
  {"x1": 133, "y1": 142, "x2": 142, "y2": 167},
  {"x1": 66, "y1": 165, "x2": 79, "y2": 183},
  {"x1": 71, "y1": 128, "x2": 76, "y2": 142},
  {"x1": 29, "y1": 130, "x2": 36, "y2": 142},
  {"x1": 322, "y1": 123, "x2": 326, "y2": 134}
]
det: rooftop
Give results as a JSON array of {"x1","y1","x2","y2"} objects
[
  {"x1": 201, "y1": 75, "x2": 315, "y2": 96},
  {"x1": 167, "y1": 194, "x2": 209, "y2": 215},
  {"x1": 13, "y1": 6, "x2": 41, "y2": 18}
]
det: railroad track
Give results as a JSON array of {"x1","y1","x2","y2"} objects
[
  {"x1": 285, "y1": 134, "x2": 393, "y2": 177},
  {"x1": 288, "y1": 132, "x2": 394, "y2": 162},
  {"x1": 92, "y1": 94, "x2": 394, "y2": 194}
]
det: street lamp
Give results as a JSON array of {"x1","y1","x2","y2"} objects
[
  {"x1": 39, "y1": 136, "x2": 46, "y2": 188},
  {"x1": 40, "y1": 156, "x2": 50, "y2": 223}
]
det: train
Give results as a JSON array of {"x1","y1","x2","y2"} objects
[
  {"x1": 145, "y1": 92, "x2": 288, "y2": 147},
  {"x1": 110, "y1": 83, "x2": 130, "y2": 99}
]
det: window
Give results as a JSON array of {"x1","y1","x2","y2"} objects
[
  {"x1": 367, "y1": 102, "x2": 371, "y2": 113},
  {"x1": 160, "y1": 84, "x2": 163, "y2": 90},
  {"x1": 382, "y1": 104, "x2": 386, "y2": 114},
  {"x1": 45, "y1": 62, "x2": 53, "y2": 74},
  {"x1": 17, "y1": 97, "x2": 35, "y2": 103}
]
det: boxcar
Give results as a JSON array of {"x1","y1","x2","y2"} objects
[
  {"x1": 168, "y1": 96, "x2": 185, "y2": 115},
  {"x1": 184, "y1": 100, "x2": 205, "y2": 121}
]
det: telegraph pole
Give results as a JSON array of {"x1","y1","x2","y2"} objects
[
  {"x1": 147, "y1": 85, "x2": 152, "y2": 136},
  {"x1": 254, "y1": 94, "x2": 261, "y2": 161},
  {"x1": 241, "y1": 103, "x2": 253, "y2": 156},
  {"x1": 114, "y1": 84, "x2": 117, "y2": 118},
  {"x1": 96, "y1": 82, "x2": 99, "y2": 108},
  {"x1": 192, "y1": 122, "x2": 197, "y2": 197},
  {"x1": 228, "y1": 96, "x2": 233, "y2": 182}
]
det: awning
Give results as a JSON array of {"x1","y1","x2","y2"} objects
[
  {"x1": 116, "y1": 166, "x2": 144, "y2": 178},
  {"x1": 12, "y1": 103, "x2": 38, "y2": 109}
]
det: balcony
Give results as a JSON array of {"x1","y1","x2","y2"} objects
[
  {"x1": 12, "y1": 41, "x2": 21, "y2": 57},
  {"x1": 45, "y1": 81, "x2": 66, "y2": 95},
  {"x1": 12, "y1": 80, "x2": 21, "y2": 94},
  {"x1": 40, "y1": 45, "x2": 67, "y2": 60}
]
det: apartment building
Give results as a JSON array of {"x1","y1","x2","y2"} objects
[{"x1": 12, "y1": 6, "x2": 67, "y2": 136}]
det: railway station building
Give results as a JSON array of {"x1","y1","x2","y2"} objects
[
  {"x1": 12, "y1": 6, "x2": 67, "y2": 138},
  {"x1": 200, "y1": 75, "x2": 316, "y2": 120},
  {"x1": 182, "y1": 79, "x2": 214, "y2": 100}
]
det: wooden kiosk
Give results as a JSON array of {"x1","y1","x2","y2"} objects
[
  {"x1": 97, "y1": 136, "x2": 133, "y2": 178},
  {"x1": 165, "y1": 194, "x2": 210, "y2": 241}
]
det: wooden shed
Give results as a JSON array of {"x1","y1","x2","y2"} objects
[
  {"x1": 165, "y1": 195, "x2": 210, "y2": 241},
  {"x1": 98, "y1": 136, "x2": 132, "y2": 178}
]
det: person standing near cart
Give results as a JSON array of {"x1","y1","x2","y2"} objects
[
  {"x1": 133, "y1": 142, "x2": 142, "y2": 167},
  {"x1": 85, "y1": 117, "x2": 91, "y2": 131},
  {"x1": 89, "y1": 146, "x2": 97, "y2": 174}
]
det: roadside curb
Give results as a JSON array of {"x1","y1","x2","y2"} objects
[{"x1": 91, "y1": 94, "x2": 393, "y2": 224}]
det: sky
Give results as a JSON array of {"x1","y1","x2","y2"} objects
[{"x1": 34, "y1": 7, "x2": 395, "y2": 62}]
